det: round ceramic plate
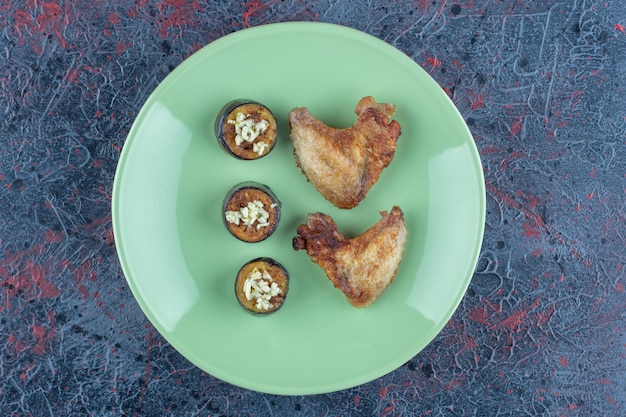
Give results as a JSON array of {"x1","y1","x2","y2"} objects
[{"x1": 112, "y1": 22, "x2": 485, "y2": 395}]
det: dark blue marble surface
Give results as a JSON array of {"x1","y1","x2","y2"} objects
[{"x1": 1, "y1": 1, "x2": 624, "y2": 415}]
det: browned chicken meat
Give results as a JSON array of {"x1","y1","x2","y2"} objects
[
  {"x1": 292, "y1": 206, "x2": 407, "y2": 308},
  {"x1": 288, "y1": 96, "x2": 402, "y2": 209}
]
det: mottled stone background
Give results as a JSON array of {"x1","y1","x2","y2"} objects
[{"x1": 1, "y1": 1, "x2": 624, "y2": 416}]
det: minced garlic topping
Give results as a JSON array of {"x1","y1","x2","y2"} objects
[
  {"x1": 225, "y1": 200, "x2": 270, "y2": 229},
  {"x1": 243, "y1": 267, "x2": 282, "y2": 310},
  {"x1": 228, "y1": 112, "x2": 269, "y2": 150},
  {"x1": 252, "y1": 141, "x2": 269, "y2": 156}
]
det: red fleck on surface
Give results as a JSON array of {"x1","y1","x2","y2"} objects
[
  {"x1": 480, "y1": 145, "x2": 501, "y2": 154},
  {"x1": 31, "y1": 325, "x2": 54, "y2": 355},
  {"x1": 416, "y1": 0, "x2": 430, "y2": 10},
  {"x1": 14, "y1": 9, "x2": 32, "y2": 26},
  {"x1": 615, "y1": 23, "x2": 625, "y2": 33},
  {"x1": 381, "y1": 404, "x2": 395, "y2": 417},
  {"x1": 559, "y1": 356, "x2": 569, "y2": 367},
  {"x1": 470, "y1": 92, "x2": 486, "y2": 109},
  {"x1": 108, "y1": 13, "x2": 121, "y2": 24},
  {"x1": 510, "y1": 117, "x2": 523, "y2": 138},
  {"x1": 461, "y1": 334, "x2": 478, "y2": 351},
  {"x1": 499, "y1": 310, "x2": 527, "y2": 331},
  {"x1": 116, "y1": 40, "x2": 127, "y2": 55},
  {"x1": 7, "y1": 333, "x2": 28, "y2": 356},
  {"x1": 36, "y1": 3, "x2": 62, "y2": 27},
  {"x1": 515, "y1": 190, "x2": 540, "y2": 210},
  {"x1": 423, "y1": 52, "x2": 441, "y2": 67},
  {"x1": 435, "y1": 0, "x2": 448, "y2": 20},
  {"x1": 242, "y1": 0, "x2": 266, "y2": 28},
  {"x1": 157, "y1": 0, "x2": 201, "y2": 38},
  {"x1": 43, "y1": 229, "x2": 65, "y2": 243},
  {"x1": 1, "y1": 244, "x2": 61, "y2": 303},
  {"x1": 36, "y1": 2, "x2": 70, "y2": 49},
  {"x1": 523, "y1": 221, "x2": 541, "y2": 239},
  {"x1": 468, "y1": 306, "x2": 490, "y2": 325}
]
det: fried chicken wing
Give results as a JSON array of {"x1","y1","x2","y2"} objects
[
  {"x1": 288, "y1": 96, "x2": 402, "y2": 209},
  {"x1": 292, "y1": 206, "x2": 407, "y2": 308}
]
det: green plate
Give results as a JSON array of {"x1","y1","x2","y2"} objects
[{"x1": 112, "y1": 22, "x2": 485, "y2": 395}]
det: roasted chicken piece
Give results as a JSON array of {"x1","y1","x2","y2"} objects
[
  {"x1": 288, "y1": 96, "x2": 402, "y2": 209},
  {"x1": 292, "y1": 206, "x2": 407, "y2": 308}
]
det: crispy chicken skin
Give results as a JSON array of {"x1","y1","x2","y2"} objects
[
  {"x1": 293, "y1": 206, "x2": 407, "y2": 308},
  {"x1": 288, "y1": 96, "x2": 401, "y2": 209}
]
